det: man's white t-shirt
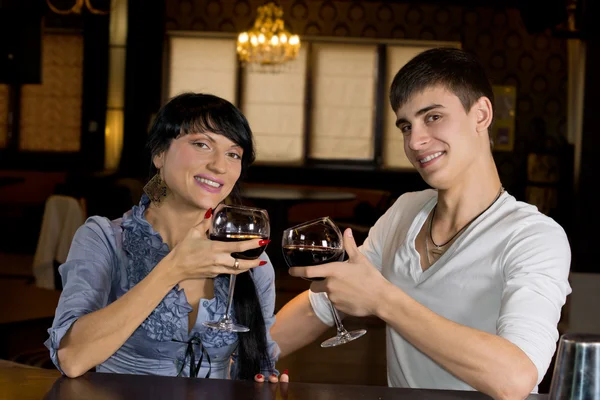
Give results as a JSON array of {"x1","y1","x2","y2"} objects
[{"x1": 309, "y1": 189, "x2": 571, "y2": 391}]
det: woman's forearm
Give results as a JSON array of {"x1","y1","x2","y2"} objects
[{"x1": 57, "y1": 258, "x2": 178, "y2": 377}]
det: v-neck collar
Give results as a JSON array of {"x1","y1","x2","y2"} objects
[
  {"x1": 403, "y1": 191, "x2": 509, "y2": 284},
  {"x1": 405, "y1": 195, "x2": 436, "y2": 283}
]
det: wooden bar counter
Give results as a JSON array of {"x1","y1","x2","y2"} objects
[{"x1": 0, "y1": 366, "x2": 547, "y2": 400}]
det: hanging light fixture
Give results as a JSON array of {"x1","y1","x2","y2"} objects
[
  {"x1": 46, "y1": 0, "x2": 109, "y2": 15},
  {"x1": 236, "y1": 2, "x2": 300, "y2": 68}
]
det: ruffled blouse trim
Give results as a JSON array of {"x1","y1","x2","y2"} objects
[
  {"x1": 121, "y1": 195, "x2": 237, "y2": 346},
  {"x1": 122, "y1": 195, "x2": 191, "y2": 341}
]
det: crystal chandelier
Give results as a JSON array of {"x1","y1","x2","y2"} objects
[
  {"x1": 237, "y1": 2, "x2": 300, "y2": 68},
  {"x1": 46, "y1": 0, "x2": 108, "y2": 15}
]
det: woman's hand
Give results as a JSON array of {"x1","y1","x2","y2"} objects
[
  {"x1": 254, "y1": 370, "x2": 289, "y2": 383},
  {"x1": 253, "y1": 370, "x2": 290, "y2": 399},
  {"x1": 159, "y1": 209, "x2": 270, "y2": 284}
]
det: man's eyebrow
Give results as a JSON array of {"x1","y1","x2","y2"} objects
[{"x1": 395, "y1": 104, "x2": 444, "y2": 127}]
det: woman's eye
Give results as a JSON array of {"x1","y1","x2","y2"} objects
[
  {"x1": 227, "y1": 152, "x2": 242, "y2": 160},
  {"x1": 193, "y1": 142, "x2": 209, "y2": 149}
]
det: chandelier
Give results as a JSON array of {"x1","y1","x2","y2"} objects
[
  {"x1": 237, "y1": 2, "x2": 300, "y2": 68},
  {"x1": 46, "y1": 0, "x2": 108, "y2": 15}
]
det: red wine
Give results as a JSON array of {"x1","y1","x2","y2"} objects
[
  {"x1": 209, "y1": 233, "x2": 268, "y2": 260},
  {"x1": 282, "y1": 245, "x2": 344, "y2": 281}
]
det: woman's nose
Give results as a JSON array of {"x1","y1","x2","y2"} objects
[{"x1": 207, "y1": 153, "x2": 227, "y2": 173}]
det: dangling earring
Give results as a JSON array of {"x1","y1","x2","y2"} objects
[{"x1": 143, "y1": 171, "x2": 169, "y2": 206}]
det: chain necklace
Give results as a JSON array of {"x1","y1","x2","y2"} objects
[{"x1": 425, "y1": 186, "x2": 505, "y2": 266}]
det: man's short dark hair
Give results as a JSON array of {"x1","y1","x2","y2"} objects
[{"x1": 389, "y1": 47, "x2": 494, "y2": 115}]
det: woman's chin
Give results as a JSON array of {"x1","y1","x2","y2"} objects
[
  {"x1": 192, "y1": 200, "x2": 219, "y2": 212},
  {"x1": 195, "y1": 195, "x2": 227, "y2": 211}
]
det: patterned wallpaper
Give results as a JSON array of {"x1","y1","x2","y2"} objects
[
  {"x1": 165, "y1": 0, "x2": 568, "y2": 195},
  {"x1": 19, "y1": 33, "x2": 83, "y2": 152}
]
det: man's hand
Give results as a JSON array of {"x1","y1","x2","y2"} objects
[{"x1": 289, "y1": 228, "x2": 389, "y2": 317}]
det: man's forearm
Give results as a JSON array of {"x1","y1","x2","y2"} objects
[
  {"x1": 376, "y1": 280, "x2": 537, "y2": 400},
  {"x1": 271, "y1": 291, "x2": 330, "y2": 358}
]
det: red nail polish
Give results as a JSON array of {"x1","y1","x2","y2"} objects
[
  {"x1": 258, "y1": 239, "x2": 271, "y2": 246},
  {"x1": 271, "y1": 373, "x2": 277, "y2": 377},
  {"x1": 256, "y1": 374, "x2": 263, "y2": 379},
  {"x1": 259, "y1": 261, "x2": 267, "y2": 266},
  {"x1": 283, "y1": 369, "x2": 289, "y2": 375},
  {"x1": 204, "y1": 208, "x2": 212, "y2": 219}
]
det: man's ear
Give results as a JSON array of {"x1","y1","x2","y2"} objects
[{"x1": 474, "y1": 96, "x2": 493, "y2": 135}]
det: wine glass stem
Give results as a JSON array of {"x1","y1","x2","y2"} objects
[
  {"x1": 224, "y1": 274, "x2": 236, "y2": 319},
  {"x1": 325, "y1": 294, "x2": 348, "y2": 336}
]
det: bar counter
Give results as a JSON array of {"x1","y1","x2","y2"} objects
[{"x1": 0, "y1": 366, "x2": 547, "y2": 400}]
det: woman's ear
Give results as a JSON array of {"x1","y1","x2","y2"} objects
[
  {"x1": 474, "y1": 96, "x2": 493, "y2": 134},
  {"x1": 152, "y1": 152, "x2": 165, "y2": 171}
]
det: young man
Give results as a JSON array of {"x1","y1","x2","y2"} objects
[{"x1": 271, "y1": 48, "x2": 571, "y2": 399}]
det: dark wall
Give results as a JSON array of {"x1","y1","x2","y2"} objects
[
  {"x1": 119, "y1": 0, "x2": 165, "y2": 179},
  {"x1": 573, "y1": 0, "x2": 599, "y2": 272}
]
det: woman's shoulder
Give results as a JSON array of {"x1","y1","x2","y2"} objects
[
  {"x1": 62, "y1": 216, "x2": 125, "y2": 281},
  {"x1": 74, "y1": 215, "x2": 125, "y2": 250},
  {"x1": 84, "y1": 214, "x2": 123, "y2": 230}
]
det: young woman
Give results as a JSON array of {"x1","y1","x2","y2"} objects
[{"x1": 46, "y1": 93, "x2": 285, "y2": 382}]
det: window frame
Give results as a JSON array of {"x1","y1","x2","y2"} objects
[
  {"x1": 0, "y1": 26, "x2": 105, "y2": 171},
  {"x1": 165, "y1": 31, "x2": 460, "y2": 171}
]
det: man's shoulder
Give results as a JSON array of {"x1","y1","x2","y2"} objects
[
  {"x1": 361, "y1": 189, "x2": 435, "y2": 252},
  {"x1": 494, "y1": 195, "x2": 571, "y2": 281},
  {"x1": 393, "y1": 188, "x2": 437, "y2": 208},
  {"x1": 498, "y1": 195, "x2": 566, "y2": 234},
  {"x1": 493, "y1": 195, "x2": 569, "y2": 256},
  {"x1": 388, "y1": 189, "x2": 437, "y2": 216}
]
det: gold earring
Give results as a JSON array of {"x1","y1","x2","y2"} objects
[{"x1": 143, "y1": 172, "x2": 169, "y2": 206}]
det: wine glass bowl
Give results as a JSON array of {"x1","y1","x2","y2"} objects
[
  {"x1": 209, "y1": 204, "x2": 270, "y2": 260},
  {"x1": 203, "y1": 204, "x2": 270, "y2": 333},
  {"x1": 282, "y1": 217, "x2": 367, "y2": 347},
  {"x1": 282, "y1": 217, "x2": 344, "y2": 281}
]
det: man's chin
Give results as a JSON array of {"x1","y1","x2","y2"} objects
[{"x1": 420, "y1": 173, "x2": 449, "y2": 191}]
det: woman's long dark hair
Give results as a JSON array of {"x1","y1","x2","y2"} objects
[{"x1": 146, "y1": 93, "x2": 270, "y2": 379}]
